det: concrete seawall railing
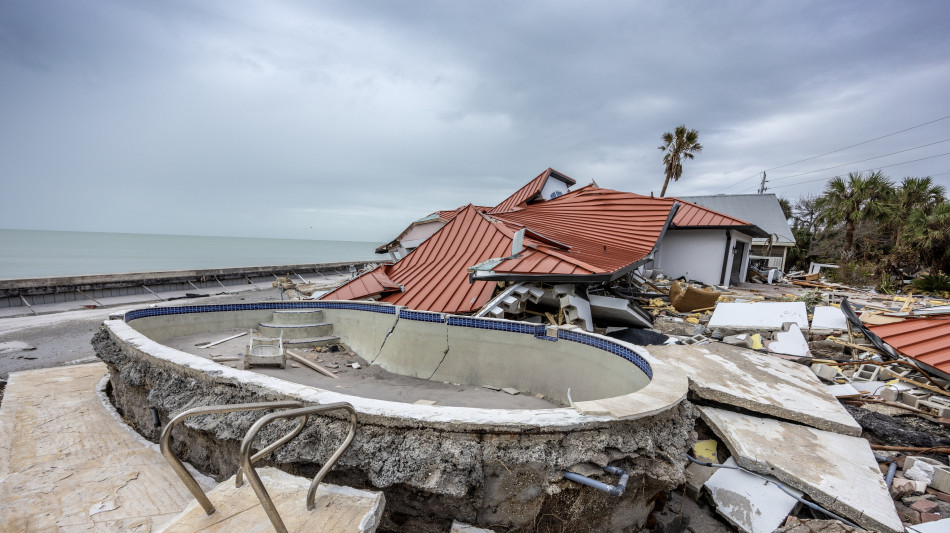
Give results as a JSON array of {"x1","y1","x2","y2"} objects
[{"x1": 0, "y1": 261, "x2": 379, "y2": 309}]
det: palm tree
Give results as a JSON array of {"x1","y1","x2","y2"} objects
[
  {"x1": 904, "y1": 201, "x2": 950, "y2": 271},
  {"x1": 815, "y1": 171, "x2": 893, "y2": 255},
  {"x1": 886, "y1": 177, "x2": 946, "y2": 248},
  {"x1": 658, "y1": 125, "x2": 702, "y2": 196}
]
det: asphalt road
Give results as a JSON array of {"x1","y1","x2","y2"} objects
[{"x1": 0, "y1": 288, "x2": 282, "y2": 380}]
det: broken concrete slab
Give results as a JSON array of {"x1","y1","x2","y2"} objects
[
  {"x1": 811, "y1": 306, "x2": 848, "y2": 330},
  {"x1": 708, "y1": 302, "x2": 808, "y2": 331},
  {"x1": 908, "y1": 517, "x2": 950, "y2": 532},
  {"x1": 699, "y1": 406, "x2": 903, "y2": 533},
  {"x1": 704, "y1": 457, "x2": 802, "y2": 533},
  {"x1": 767, "y1": 324, "x2": 810, "y2": 357},
  {"x1": 650, "y1": 343, "x2": 862, "y2": 436}
]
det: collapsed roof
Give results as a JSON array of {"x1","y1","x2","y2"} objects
[{"x1": 323, "y1": 169, "x2": 765, "y2": 314}]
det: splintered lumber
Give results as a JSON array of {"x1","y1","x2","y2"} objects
[
  {"x1": 287, "y1": 349, "x2": 339, "y2": 379},
  {"x1": 199, "y1": 331, "x2": 247, "y2": 348}
]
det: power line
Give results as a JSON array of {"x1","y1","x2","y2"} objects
[
  {"x1": 769, "y1": 137, "x2": 950, "y2": 182},
  {"x1": 761, "y1": 114, "x2": 950, "y2": 173},
  {"x1": 767, "y1": 151, "x2": 950, "y2": 190},
  {"x1": 715, "y1": 113, "x2": 950, "y2": 193}
]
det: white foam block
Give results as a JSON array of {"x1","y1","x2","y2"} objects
[
  {"x1": 811, "y1": 306, "x2": 848, "y2": 330},
  {"x1": 708, "y1": 302, "x2": 808, "y2": 330}
]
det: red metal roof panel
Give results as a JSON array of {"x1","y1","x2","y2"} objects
[
  {"x1": 867, "y1": 317, "x2": 950, "y2": 376},
  {"x1": 493, "y1": 187, "x2": 676, "y2": 274},
  {"x1": 322, "y1": 265, "x2": 400, "y2": 301},
  {"x1": 672, "y1": 199, "x2": 756, "y2": 228}
]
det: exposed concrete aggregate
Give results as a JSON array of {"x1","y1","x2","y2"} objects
[{"x1": 93, "y1": 325, "x2": 696, "y2": 530}]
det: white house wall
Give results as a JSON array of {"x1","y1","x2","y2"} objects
[{"x1": 653, "y1": 229, "x2": 728, "y2": 286}]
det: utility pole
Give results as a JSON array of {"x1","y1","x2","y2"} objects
[{"x1": 757, "y1": 171, "x2": 767, "y2": 194}]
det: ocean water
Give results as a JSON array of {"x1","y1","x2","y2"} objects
[{"x1": 0, "y1": 229, "x2": 382, "y2": 280}]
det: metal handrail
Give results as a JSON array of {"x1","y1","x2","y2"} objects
[
  {"x1": 159, "y1": 401, "x2": 303, "y2": 515},
  {"x1": 238, "y1": 403, "x2": 358, "y2": 533}
]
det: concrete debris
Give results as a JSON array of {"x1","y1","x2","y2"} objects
[
  {"x1": 767, "y1": 323, "x2": 810, "y2": 357},
  {"x1": 559, "y1": 293, "x2": 593, "y2": 331},
  {"x1": 773, "y1": 517, "x2": 865, "y2": 532},
  {"x1": 905, "y1": 457, "x2": 950, "y2": 493},
  {"x1": 501, "y1": 387, "x2": 520, "y2": 396},
  {"x1": 704, "y1": 457, "x2": 802, "y2": 533},
  {"x1": 699, "y1": 406, "x2": 904, "y2": 533},
  {"x1": 651, "y1": 343, "x2": 862, "y2": 435}
]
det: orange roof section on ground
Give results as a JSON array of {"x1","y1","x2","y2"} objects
[
  {"x1": 489, "y1": 168, "x2": 576, "y2": 214},
  {"x1": 321, "y1": 265, "x2": 400, "y2": 301},
  {"x1": 867, "y1": 317, "x2": 950, "y2": 377}
]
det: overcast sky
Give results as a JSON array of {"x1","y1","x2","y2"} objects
[{"x1": 2, "y1": 1, "x2": 949, "y2": 242}]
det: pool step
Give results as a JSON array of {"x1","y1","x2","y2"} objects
[
  {"x1": 258, "y1": 321, "x2": 334, "y2": 339},
  {"x1": 272, "y1": 309, "x2": 325, "y2": 325},
  {"x1": 159, "y1": 467, "x2": 384, "y2": 532}
]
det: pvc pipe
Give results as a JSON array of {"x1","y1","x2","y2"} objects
[
  {"x1": 563, "y1": 465, "x2": 629, "y2": 497},
  {"x1": 873, "y1": 454, "x2": 898, "y2": 490}
]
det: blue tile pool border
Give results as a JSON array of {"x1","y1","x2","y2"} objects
[{"x1": 124, "y1": 303, "x2": 651, "y2": 377}]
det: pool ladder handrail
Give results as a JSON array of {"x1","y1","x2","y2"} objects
[
  {"x1": 159, "y1": 400, "x2": 358, "y2": 533},
  {"x1": 238, "y1": 403, "x2": 358, "y2": 532}
]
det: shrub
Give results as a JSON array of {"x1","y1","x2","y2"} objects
[
  {"x1": 912, "y1": 273, "x2": 950, "y2": 293},
  {"x1": 826, "y1": 262, "x2": 876, "y2": 287}
]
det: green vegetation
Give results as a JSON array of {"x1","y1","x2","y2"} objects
[
  {"x1": 788, "y1": 171, "x2": 950, "y2": 292},
  {"x1": 658, "y1": 125, "x2": 702, "y2": 197},
  {"x1": 912, "y1": 273, "x2": 950, "y2": 294}
]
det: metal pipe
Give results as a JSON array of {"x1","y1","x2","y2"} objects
[
  {"x1": 159, "y1": 401, "x2": 303, "y2": 516},
  {"x1": 213, "y1": 276, "x2": 233, "y2": 295},
  {"x1": 141, "y1": 284, "x2": 167, "y2": 301},
  {"x1": 238, "y1": 402, "x2": 358, "y2": 532},
  {"x1": 18, "y1": 294, "x2": 37, "y2": 315},
  {"x1": 685, "y1": 455, "x2": 862, "y2": 529},
  {"x1": 75, "y1": 288, "x2": 104, "y2": 306},
  {"x1": 563, "y1": 465, "x2": 629, "y2": 497},
  {"x1": 235, "y1": 414, "x2": 309, "y2": 488}
]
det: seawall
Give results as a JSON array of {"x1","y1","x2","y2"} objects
[{"x1": 0, "y1": 261, "x2": 379, "y2": 309}]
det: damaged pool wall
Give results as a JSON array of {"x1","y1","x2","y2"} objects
[{"x1": 93, "y1": 304, "x2": 695, "y2": 530}]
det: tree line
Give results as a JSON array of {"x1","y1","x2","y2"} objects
[{"x1": 784, "y1": 171, "x2": 949, "y2": 290}]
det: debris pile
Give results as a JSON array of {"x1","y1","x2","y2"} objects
[{"x1": 642, "y1": 267, "x2": 950, "y2": 532}]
